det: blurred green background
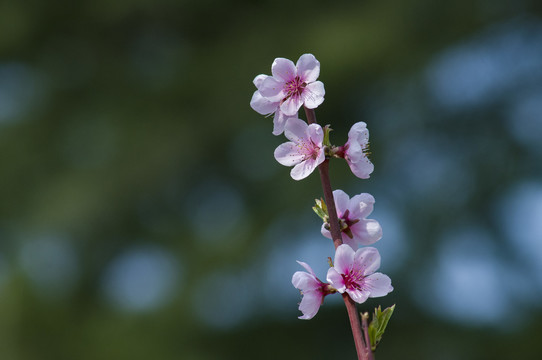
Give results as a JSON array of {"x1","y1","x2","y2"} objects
[{"x1": 2, "y1": 0, "x2": 542, "y2": 359}]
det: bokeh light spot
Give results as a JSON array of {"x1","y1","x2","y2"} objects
[{"x1": 101, "y1": 245, "x2": 180, "y2": 312}]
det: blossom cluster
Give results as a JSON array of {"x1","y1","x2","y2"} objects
[{"x1": 251, "y1": 54, "x2": 393, "y2": 320}]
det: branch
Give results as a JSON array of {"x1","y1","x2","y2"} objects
[{"x1": 305, "y1": 106, "x2": 372, "y2": 360}]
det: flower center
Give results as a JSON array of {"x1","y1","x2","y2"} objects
[
  {"x1": 342, "y1": 268, "x2": 365, "y2": 291},
  {"x1": 297, "y1": 138, "x2": 320, "y2": 160},
  {"x1": 362, "y1": 142, "x2": 371, "y2": 157},
  {"x1": 339, "y1": 209, "x2": 360, "y2": 239},
  {"x1": 283, "y1": 76, "x2": 306, "y2": 100}
]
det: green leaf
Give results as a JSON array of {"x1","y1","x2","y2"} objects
[
  {"x1": 323, "y1": 125, "x2": 333, "y2": 147},
  {"x1": 368, "y1": 304, "x2": 395, "y2": 351},
  {"x1": 312, "y1": 198, "x2": 329, "y2": 222}
]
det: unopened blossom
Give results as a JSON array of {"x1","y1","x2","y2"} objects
[
  {"x1": 255, "y1": 54, "x2": 325, "y2": 118},
  {"x1": 274, "y1": 118, "x2": 325, "y2": 180},
  {"x1": 342, "y1": 122, "x2": 374, "y2": 179},
  {"x1": 250, "y1": 75, "x2": 297, "y2": 135},
  {"x1": 321, "y1": 189, "x2": 382, "y2": 249},
  {"x1": 292, "y1": 261, "x2": 336, "y2": 319},
  {"x1": 327, "y1": 244, "x2": 393, "y2": 304}
]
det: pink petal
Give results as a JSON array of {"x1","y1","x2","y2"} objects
[
  {"x1": 320, "y1": 223, "x2": 331, "y2": 240},
  {"x1": 302, "y1": 81, "x2": 325, "y2": 109},
  {"x1": 340, "y1": 235, "x2": 358, "y2": 250},
  {"x1": 350, "y1": 219, "x2": 382, "y2": 246},
  {"x1": 290, "y1": 157, "x2": 320, "y2": 180},
  {"x1": 292, "y1": 271, "x2": 320, "y2": 292},
  {"x1": 296, "y1": 260, "x2": 316, "y2": 277},
  {"x1": 332, "y1": 189, "x2": 350, "y2": 217},
  {"x1": 345, "y1": 141, "x2": 363, "y2": 163},
  {"x1": 271, "y1": 57, "x2": 297, "y2": 83},
  {"x1": 272, "y1": 111, "x2": 296, "y2": 136},
  {"x1": 283, "y1": 118, "x2": 308, "y2": 144},
  {"x1": 280, "y1": 95, "x2": 303, "y2": 116},
  {"x1": 348, "y1": 158, "x2": 374, "y2": 179},
  {"x1": 333, "y1": 244, "x2": 355, "y2": 275},
  {"x1": 259, "y1": 77, "x2": 285, "y2": 101},
  {"x1": 253, "y1": 74, "x2": 269, "y2": 88},
  {"x1": 348, "y1": 122, "x2": 369, "y2": 144},
  {"x1": 296, "y1": 54, "x2": 320, "y2": 83},
  {"x1": 349, "y1": 193, "x2": 375, "y2": 219},
  {"x1": 274, "y1": 142, "x2": 305, "y2": 166},
  {"x1": 326, "y1": 267, "x2": 346, "y2": 293},
  {"x1": 307, "y1": 123, "x2": 324, "y2": 146},
  {"x1": 364, "y1": 273, "x2": 393, "y2": 297},
  {"x1": 250, "y1": 90, "x2": 278, "y2": 115},
  {"x1": 298, "y1": 290, "x2": 323, "y2": 319},
  {"x1": 354, "y1": 247, "x2": 381, "y2": 276},
  {"x1": 346, "y1": 288, "x2": 370, "y2": 304},
  {"x1": 316, "y1": 150, "x2": 325, "y2": 165}
]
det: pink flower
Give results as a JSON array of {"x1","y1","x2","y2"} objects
[
  {"x1": 343, "y1": 122, "x2": 374, "y2": 179},
  {"x1": 250, "y1": 75, "x2": 297, "y2": 135},
  {"x1": 321, "y1": 190, "x2": 382, "y2": 248},
  {"x1": 274, "y1": 118, "x2": 325, "y2": 180},
  {"x1": 327, "y1": 245, "x2": 393, "y2": 304},
  {"x1": 257, "y1": 54, "x2": 325, "y2": 117},
  {"x1": 292, "y1": 261, "x2": 335, "y2": 319}
]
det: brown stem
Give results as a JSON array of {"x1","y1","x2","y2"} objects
[
  {"x1": 362, "y1": 312, "x2": 375, "y2": 360},
  {"x1": 304, "y1": 105, "x2": 317, "y2": 125},
  {"x1": 343, "y1": 294, "x2": 370, "y2": 360},
  {"x1": 304, "y1": 106, "x2": 371, "y2": 360},
  {"x1": 317, "y1": 159, "x2": 343, "y2": 250}
]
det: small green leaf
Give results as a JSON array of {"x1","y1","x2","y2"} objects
[
  {"x1": 368, "y1": 304, "x2": 395, "y2": 351},
  {"x1": 312, "y1": 198, "x2": 329, "y2": 222},
  {"x1": 323, "y1": 125, "x2": 333, "y2": 147},
  {"x1": 317, "y1": 198, "x2": 327, "y2": 214}
]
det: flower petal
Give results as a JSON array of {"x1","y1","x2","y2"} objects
[
  {"x1": 345, "y1": 141, "x2": 363, "y2": 163},
  {"x1": 253, "y1": 74, "x2": 269, "y2": 88},
  {"x1": 307, "y1": 123, "x2": 324, "y2": 147},
  {"x1": 271, "y1": 57, "x2": 296, "y2": 83},
  {"x1": 332, "y1": 189, "x2": 350, "y2": 217},
  {"x1": 290, "y1": 157, "x2": 321, "y2": 180},
  {"x1": 349, "y1": 193, "x2": 375, "y2": 219},
  {"x1": 350, "y1": 219, "x2": 382, "y2": 246},
  {"x1": 280, "y1": 95, "x2": 303, "y2": 116},
  {"x1": 259, "y1": 76, "x2": 285, "y2": 101},
  {"x1": 283, "y1": 118, "x2": 308, "y2": 143},
  {"x1": 250, "y1": 90, "x2": 278, "y2": 115},
  {"x1": 326, "y1": 267, "x2": 346, "y2": 293},
  {"x1": 354, "y1": 247, "x2": 381, "y2": 276},
  {"x1": 297, "y1": 290, "x2": 323, "y2": 319},
  {"x1": 348, "y1": 158, "x2": 374, "y2": 179},
  {"x1": 296, "y1": 54, "x2": 320, "y2": 83},
  {"x1": 364, "y1": 272, "x2": 393, "y2": 297},
  {"x1": 274, "y1": 142, "x2": 305, "y2": 166},
  {"x1": 320, "y1": 223, "x2": 332, "y2": 240},
  {"x1": 348, "y1": 122, "x2": 369, "y2": 144},
  {"x1": 272, "y1": 111, "x2": 296, "y2": 136},
  {"x1": 302, "y1": 81, "x2": 325, "y2": 109},
  {"x1": 292, "y1": 271, "x2": 320, "y2": 292},
  {"x1": 340, "y1": 234, "x2": 358, "y2": 250},
  {"x1": 333, "y1": 244, "x2": 355, "y2": 275},
  {"x1": 346, "y1": 288, "x2": 370, "y2": 304},
  {"x1": 296, "y1": 260, "x2": 316, "y2": 277}
]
